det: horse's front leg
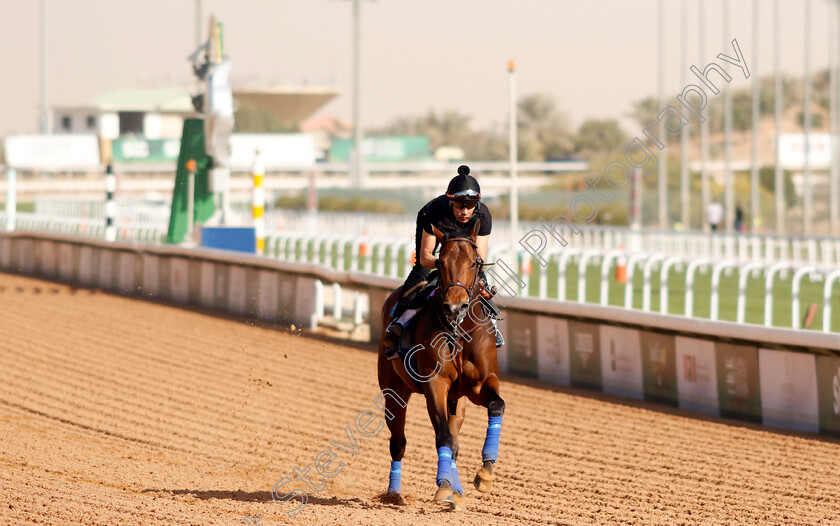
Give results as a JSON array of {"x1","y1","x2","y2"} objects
[
  {"x1": 424, "y1": 378, "x2": 456, "y2": 504},
  {"x1": 474, "y1": 374, "x2": 505, "y2": 493},
  {"x1": 446, "y1": 398, "x2": 467, "y2": 510}
]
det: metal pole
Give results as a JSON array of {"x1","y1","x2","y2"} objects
[
  {"x1": 680, "y1": 0, "x2": 690, "y2": 230},
  {"x1": 833, "y1": 1, "x2": 840, "y2": 236},
  {"x1": 700, "y1": 0, "x2": 710, "y2": 232},
  {"x1": 5, "y1": 168, "x2": 16, "y2": 232},
  {"x1": 803, "y1": 0, "x2": 812, "y2": 236},
  {"x1": 195, "y1": 0, "x2": 203, "y2": 49},
  {"x1": 352, "y1": 0, "x2": 364, "y2": 189},
  {"x1": 195, "y1": 0, "x2": 203, "y2": 94},
  {"x1": 633, "y1": 167, "x2": 643, "y2": 229},
  {"x1": 253, "y1": 149, "x2": 265, "y2": 254},
  {"x1": 307, "y1": 171, "x2": 317, "y2": 236},
  {"x1": 105, "y1": 164, "x2": 116, "y2": 242},
  {"x1": 830, "y1": 0, "x2": 837, "y2": 237},
  {"x1": 775, "y1": 0, "x2": 785, "y2": 235},
  {"x1": 186, "y1": 159, "x2": 196, "y2": 243},
  {"x1": 751, "y1": 0, "x2": 760, "y2": 233},
  {"x1": 40, "y1": 0, "x2": 49, "y2": 134},
  {"x1": 509, "y1": 61, "x2": 519, "y2": 245},
  {"x1": 221, "y1": 189, "x2": 231, "y2": 227},
  {"x1": 723, "y1": 0, "x2": 734, "y2": 233},
  {"x1": 658, "y1": 0, "x2": 668, "y2": 229}
]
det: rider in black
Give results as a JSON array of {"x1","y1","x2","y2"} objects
[{"x1": 384, "y1": 165, "x2": 503, "y2": 349}]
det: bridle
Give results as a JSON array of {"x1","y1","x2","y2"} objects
[
  {"x1": 433, "y1": 236, "x2": 497, "y2": 334},
  {"x1": 435, "y1": 236, "x2": 483, "y2": 301}
]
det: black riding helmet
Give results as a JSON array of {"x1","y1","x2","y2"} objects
[{"x1": 445, "y1": 165, "x2": 481, "y2": 203}]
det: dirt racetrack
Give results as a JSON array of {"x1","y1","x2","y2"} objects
[{"x1": 2, "y1": 271, "x2": 840, "y2": 526}]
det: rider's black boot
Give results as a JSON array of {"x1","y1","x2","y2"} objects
[{"x1": 384, "y1": 297, "x2": 411, "y2": 348}]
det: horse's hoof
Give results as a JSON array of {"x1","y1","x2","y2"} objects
[
  {"x1": 450, "y1": 492, "x2": 465, "y2": 511},
  {"x1": 434, "y1": 484, "x2": 454, "y2": 503},
  {"x1": 473, "y1": 467, "x2": 494, "y2": 493}
]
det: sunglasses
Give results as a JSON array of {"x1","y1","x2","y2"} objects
[{"x1": 450, "y1": 200, "x2": 478, "y2": 210}]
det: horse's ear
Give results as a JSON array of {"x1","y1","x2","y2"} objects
[
  {"x1": 469, "y1": 219, "x2": 481, "y2": 241},
  {"x1": 431, "y1": 224, "x2": 445, "y2": 243}
]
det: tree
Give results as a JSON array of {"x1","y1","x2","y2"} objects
[
  {"x1": 627, "y1": 97, "x2": 659, "y2": 129},
  {"x1": 731, "y1": 90, "x2": 753, "y2": 132},
  {"x1": 463, "y1": 128, "x2": 508, "y2": 161},
  {"x1": 575, "y1": 118, "x2": 627, "y2": 157},
  {"x1": 371, "y1": 109, "x2": 474, "y2": 152},
  {"x1": 517, "y1": 93, "x2": 575, "y2": 160},
  {"x1": 234, "y1": 100, "x2": 299, "y2": 133},
  {"x1": 370, "y1": 95, "x2": 577, "y2": 161},
  {"x1": 759, "y1": 166, "x2": 797, "y2": 208},
  {"x1": 627, "y1": 70, "x2": 828, "y2": 137},
  {"x1": 812, "y1": 69, "x2": 830, "y2": 112}
]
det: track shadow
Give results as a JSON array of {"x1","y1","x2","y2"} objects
[
  {"x1": 141, "y1": 489, "x2": 274, "y2": 503},
  {"x1": 141, "y1": 489, "x2": 410, "y2": 510}
]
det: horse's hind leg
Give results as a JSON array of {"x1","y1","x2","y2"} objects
[
  {"x1": 377, "y1": 354, "x2": 412, "y2": 496},
  {"x1": 473, "y1": 376, "x2": 505, "y2": 494},
  {"x1": 382, "y1": 384, "x2": 411, "y2": 496},
  {"x1": 447, "y1": 398, "x2": 466, "y2": 511}
]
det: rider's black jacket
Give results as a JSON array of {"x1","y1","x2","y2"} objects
[{"x1": 420, "y1": 195, "x2": 493, "y2": 241}]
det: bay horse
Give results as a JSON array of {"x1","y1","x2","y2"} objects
[{"x1": 376, "y1": 220, "x2": 505, "y2": 511}]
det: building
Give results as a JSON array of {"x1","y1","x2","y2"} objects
[{"x1": 51, "y1": 86, "x2": 340, "y2": 140}]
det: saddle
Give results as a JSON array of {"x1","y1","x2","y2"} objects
[
  {"x1": 385, "y1": 279, "x2": 437, "y2": 362},
  {"x1": 385, "y1": 273, "x2": 499, "y2": 362},
  {"x1": 407, "y1": 275, "x2": 438, "y2": 309}
]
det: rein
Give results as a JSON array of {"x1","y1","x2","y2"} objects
[
  {"x1": 436, "y1": 237, "x2": 482, "y2": 299},
  {"x1": 434, "y1": 236, "x2": 484, "y2": 337}
]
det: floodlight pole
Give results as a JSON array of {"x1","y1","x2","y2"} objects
[
  {"x1": 803, "y1": 0, "x2": 812, "y2": 236},
  {"x1": 195, "y1": 0, "x2": 203, "y2": 49},
  {"x1": 40, "y1": 0, "x2": 49, "y2": 134},
  {"x1": 657, "y1": 0, "x2": 667, "y2": 229},
  {"x1": 509, "y1": 61, "x2": 519, "y2": 247},
  {"x1": 680, "y1": 0, "x2": 689, "y2": 229},
  {"x1": 700, "y1": 1, "x2": 710, "y2": 232},
  {"x1": 775, "y1": 0, "x2": 785, "y2": 235},
  {"x1": 352, "y1": 0, "x2": 364, "y2": 189},
  {"x1": 723, "y1": 0, "x2": 734, "y2": 233},
  {"x1": 751, "y1": 0, "x2": 760, "y2": 232},
  {"x1": 833, "y1": 1, "x2": 840, "y2": 236}
]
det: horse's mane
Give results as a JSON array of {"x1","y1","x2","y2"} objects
[{"x1": 440, "y1": 224, "x2": 476, "y2": 244}]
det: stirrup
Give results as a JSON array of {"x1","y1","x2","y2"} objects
[
  {"x1": 491, "y1": 317, "x2": 504, "y2": 348},
  {"x1": 494, "y1": 329, "x2": 505, "y2": 348}
]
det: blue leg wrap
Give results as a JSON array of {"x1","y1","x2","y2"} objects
[
  {"x1": 481, "y1": 416, "x2": 503, "y2": 462},
  {"x1": 436, "y1": 446, "x2": 453, "y2": 486},
  {"x1": 387, "y1": 460, "x2": 402, "y2": 494},
  {"x1": 450, "y1": 459, "x2": 463, "y2": 495}
]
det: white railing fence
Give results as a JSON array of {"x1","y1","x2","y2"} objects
[
  {"x1": 19, "y1": 200, "x2": 840, "y2": 266},
  {"x1": 4, "y1": 208, "x2": 839, "y2": 332}
]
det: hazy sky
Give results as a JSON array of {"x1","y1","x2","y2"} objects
[{"x1": 0, "y1": 0, "x2": 834, "y2": 137}]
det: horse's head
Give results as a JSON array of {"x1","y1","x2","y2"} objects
[{"x1": 431, "y1": 220, "x2": 482, "y2": 323}]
